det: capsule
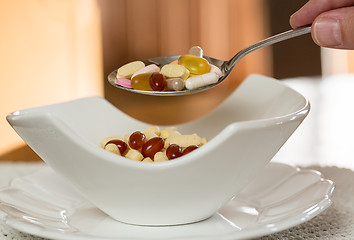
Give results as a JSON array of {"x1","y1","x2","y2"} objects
[
  {"x1": 141, "y1": 137, "x2": 164, "y2": 158},
  {"x1": 131, "y1": 73, "x2": 153, "y2": 91},
  {"x1": 178, "y1": 54, "x2": 210, "y2": 75},
  {"x1": 149, "y1": 72, "x2": 166, "y2": 91},
  {"x1": 166, "y1": 78, "x2": 184, "y2": 91},
  {"x1": 189, "y1": 46, "x2": 203, "y2": 57},
  {"x1": 129, "y1": 131, "x2": 146, "y2": 150},
  {"x1": 209, "y1": 64, "x2": 223, "y2": 77},
  {"x1": 166, "y1": 144, "x2": 182, "y2": 160},
  {"x1": 185, "y1": 72, "x2": 219, "y2": 90},
  {"x1": 182, "y1": 145, "x2": 199, "y2": 155}
]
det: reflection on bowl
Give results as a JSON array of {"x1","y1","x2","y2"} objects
[{"x1": 6, "y1": 74, "x2": 309, "y2": 226}]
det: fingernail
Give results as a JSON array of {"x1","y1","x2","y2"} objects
[{"x1": 314, "y1": 18, "x2": 342, "y2": 47}]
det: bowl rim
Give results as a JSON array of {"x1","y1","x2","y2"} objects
[{"x1": 7, "y1": 75, "x2": 310, "y2": 170}]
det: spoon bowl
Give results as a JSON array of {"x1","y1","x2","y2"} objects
[{"x1": 108, "y1": 26, "x2": 311, "y2": 96}]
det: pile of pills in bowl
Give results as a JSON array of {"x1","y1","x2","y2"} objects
[
  {"x1": 115, "y1": 46, "x2": 223, "y2": 92},
  {"x1": 101, "y1": 126, "x2": 207, "y2": 162}
]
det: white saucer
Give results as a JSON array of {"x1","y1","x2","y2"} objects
[{"x1": 0, "y1": 162, "x2": 334, "y2": 240}]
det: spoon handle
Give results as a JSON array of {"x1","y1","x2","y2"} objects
[{"x1": 223, "y1": 26, "x2": 312, "y2": 74}]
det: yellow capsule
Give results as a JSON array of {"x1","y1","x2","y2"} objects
[
  {"x1": 178, "y1": 54, "x2": 210, "y2": 75},
  {"x1": 131, "y1": 73, "x2": 153, "y2": 91}
]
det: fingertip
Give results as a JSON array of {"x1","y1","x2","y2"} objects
[
  {"x1": 307, "y1": 6, "x2": 354, "y2": 49},
  {"x1": 289, "y1": 10, "x2": 309, "y2": 29},
  {"x1": 289, "y1": 14, "x2": 296, "y2": 29},
  {"x1": 313, "y1": 17, "x2": 342, "y2": 48}
]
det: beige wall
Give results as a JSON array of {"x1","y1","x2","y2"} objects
[{"x1": 0, "y1": 0, "x2": 104, "y2": 156}]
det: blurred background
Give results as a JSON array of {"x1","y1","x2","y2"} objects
[{"x1": 0, "y1": 0, "x2": 353, "y2": 162}]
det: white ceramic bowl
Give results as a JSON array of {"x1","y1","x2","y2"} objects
[{"x1": 7, "y1": 74, "x2": 310, "y2": 226}]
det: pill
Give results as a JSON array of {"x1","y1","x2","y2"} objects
[
  {"x1": 163, "y1": 130, "x2": 182, "y2": 148},
  {"x1": 209, "y1": 64, "x2": 223, "y2": 77},
  {"x1": 161, "y1": 64, "x2": 189, "y2": 80},
  {"x1": 131, "y1": 64, "x2": 160, "y2": 79},
  {"x1": 125, "y1": 149, "x2": 144, "y2": 161},
  {"x1": 143, "y1": 126, "x2": 161, "y2": 136},
  {"x1": 154, "y1": 152, "x2": 168, "y2": 162},
  {"x1": 144, "y1": 131, "x2": 158, "y2": 141},
  {"x1": 178, "y1": 55, "x2": 210, "y2": 75},
  {"x1": 117, "y1": 61, "x2": 145, "y2": 79},
  {"x1": 101, "y1": 135, "x2": 124, "y2": 148},
  {"x1": 141, "y1": 137, "x2": 164, "y2": 159},
  {"x1": 166, "y1": 144, "x2": 182, "y2": 160},
  {"x1": 131, "y1": 73, "x2": 153, "y2": 91},
  {"x1": 185, "y1": 72, "x2": 219, "y2": 90},
  {"x1": 182, "y1": 145, "x2": 199, "y2": 155},
  {"x1": 166, "y1": 78, "x2": 184, "y2": 91},
  {"x1": 116, "y1": 78, "x2": 132, "y2": 88},
  {"x1": 160, "y1": 127, "x2": 180, "y2": 139},
  {"x1": 142, "y1": 157, "x2": 153, "y2": 162},
  {"x1": 167, "y1": 133, "x2": 202, "y2": 148},
  {"x1": 105, "y1": 139, "x2": 128, "y2": 155},
  {"x1": 129, "y1": 131, "x2": 146, "y2": 150},
  {"x1": 189, "y1": 46, "x2": 203, "y2": 57},
  {"x1": 149, "y1": 72, "x2": 166, "y2": 91},
  {"x1": 105, "y1": 143, "x2": 121, "y2": 155}
]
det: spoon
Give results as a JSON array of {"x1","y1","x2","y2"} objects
[{"x1": 108, "y1": 26, "x2": 311, "y2": 96}]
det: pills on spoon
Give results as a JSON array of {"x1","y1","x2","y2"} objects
[{"x1": 115, "y1": 46, "x2": 223, "y2": 92}]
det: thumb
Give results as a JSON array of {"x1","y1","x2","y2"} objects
[{"x1": 312, "y1": 6, "x2": 354, "y2": 50}]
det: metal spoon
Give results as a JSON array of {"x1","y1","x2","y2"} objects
[{"x1": 108, "y1": 26, "x2": 311, "y2": 96}]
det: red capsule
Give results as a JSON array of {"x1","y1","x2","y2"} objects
[
  {"x1": 166, "y1": 144, "x2": 182, "y2": 160},
  {"x1": 105, "y1": 139, "x2": 128, "y2": 155},
  {"x1": 129, "y1": 131, "x2": 146, "y2": 150},
  {"x1": 141, "y1": 137, "x2": 164, "y2": 158},
  {"x1": 149, "y1": 72, "x2": 166, "y2": 91},
  {"x1": 182, "y1": 145, "x2": 199, "y2": 156}
]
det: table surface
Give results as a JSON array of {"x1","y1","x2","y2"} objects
[{"x1": 1, "y1": 74, "x2": 354, "y2": 239}]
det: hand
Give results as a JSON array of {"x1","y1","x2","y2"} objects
[{"x1": 290, "y1": 0, "x2": 354, "y2": 50}]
